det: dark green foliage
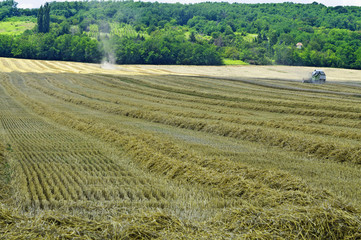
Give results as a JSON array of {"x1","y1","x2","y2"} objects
[
  {"x1": 37, "y1": 6, "x2": 43, "y2": 33},
  {"x1": 1, "y1": 1, "x2": 361, "y2": 67},
  {"x1": 43, "y1": 3, "x2": 50, "y2": 33},
  {"x1": 0, "y1": 0, "x2": 18, "y2": 20},
  {"x1": 113, "y1": 30, "x2": 222, "y2": 65},
  {"x1": 189, "y1": 31, "x2": 197, "y2": 43},
  {"x1": 37, "y1": 3, "x2": 50, "y2": 33},
  {"x1": 8, "y1": 33, "x2": 101, "y2": 63},
  {"x1": 0, "y1": 35, "x2": 13, "y2": 57}
]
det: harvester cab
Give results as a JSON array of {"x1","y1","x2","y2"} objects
[{"x1": 303, "y1": 69, "x2": 326, "y2": 83}]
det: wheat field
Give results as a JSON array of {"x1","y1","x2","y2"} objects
[{"x1": 0, "y1": 57, "x2": 360, "y2": 239}]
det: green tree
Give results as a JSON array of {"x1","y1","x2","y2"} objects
[
  {"x1": 11, "y1": 35, "x2": 39, "y2": 59},
  {"x1": 37, "y1": 3, "x2": 50, "y2": 33},
  {"x1": 0, "y1": 0, "x2": 18, "y2": 20},
  {"x1": 37, "y1": 5, "x2": 44, "y2": 33},
  {"x1": 352, "y1": 47, "x2": 361, "y2": 69},
  {"x1": 189, "y1": 31, "x2": 197, "y2": 43},
  {"x1": 274, "y1": 44, "x2": 294, "y2": 65},
  {"x1": 0, "y1": 35, "x2": 13, "y2": 57},
  {"x1": 43, "y1": 3, "x2": 51, "y2": 33}
]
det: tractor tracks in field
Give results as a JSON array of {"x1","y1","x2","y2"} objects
[
  {"x1": 193, "y1": 74, "x2": 361, "y2": 98},
  {"x1": 0, "y1": 72, "x2": 206, "y2": 213},
  {"x1": 1, "y1": 63, "x2": 361, "y2": 238}
]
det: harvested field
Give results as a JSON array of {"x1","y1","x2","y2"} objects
[{"x1": 0, "y1": 57, "x2": 361, "y2": 238}]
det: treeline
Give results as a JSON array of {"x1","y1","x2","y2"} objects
[
  {"x1": 57, "y1": 0, "x2": 361, "y2": 68},
  {"x1": 273, "y1": 28, "x2": 361, "y2": 68},
  {"x1": 0, "y1": 32, "x2": 100, "y2": 63},
  {"x1": 37, "y1": 3, "x2": 50, "y2": 33},
  {"x1": 0, "y1": 1, "x2": 100, "y2": 63},
  {"x1": 1, "y1": 0, "x2": 361, "y2": 67},
  {"x1": 0, "y1": 0, "x2": 37, "y2": 20},
  {"x1": 0, "y1": 0, "x2": 18, "y2": 20},
  {"x1": 113, "y1": 30, "x2": 222, "y2": 65}
]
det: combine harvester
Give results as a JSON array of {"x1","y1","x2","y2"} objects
[{"x1": 303, "y1": 69, "x2": 326, "y2": 83}]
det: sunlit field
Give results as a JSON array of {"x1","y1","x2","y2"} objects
[
  {"x1": 0, "y1": 17, "x2": 36, "y2": 35},
  {"x1": 0, "y1": 57, "x2": 360, "y2": 238}
]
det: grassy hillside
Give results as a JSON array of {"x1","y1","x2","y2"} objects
[
  {"x1": 223, "y1": 58, "x2": 248, "y2": 65},
  {"x1": 0, "y1": 16, "x2": 36, "y2": 35},
  {"x1": 0, "y1": 58, "x2": 360, "y2": 238}
]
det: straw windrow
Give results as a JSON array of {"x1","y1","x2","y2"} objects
[{"x1": 0, "y1": 58, "x2": 361, "y2": 238}]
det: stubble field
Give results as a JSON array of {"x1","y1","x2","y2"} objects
[{"x1": 0, "y1": 57, "x2": 361, "y2": 239}]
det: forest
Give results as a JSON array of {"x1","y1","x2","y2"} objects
[{"x1": 1, "y1": 0, "x2": 361, "y2": 67}]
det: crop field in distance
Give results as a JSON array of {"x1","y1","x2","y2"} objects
[{"x1": 0, "y1": 57, "x2": 361, "y2": 238}]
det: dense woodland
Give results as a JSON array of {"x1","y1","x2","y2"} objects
[{"x1": 1, "y1": 0, "x2": 361, "y2": 67}]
